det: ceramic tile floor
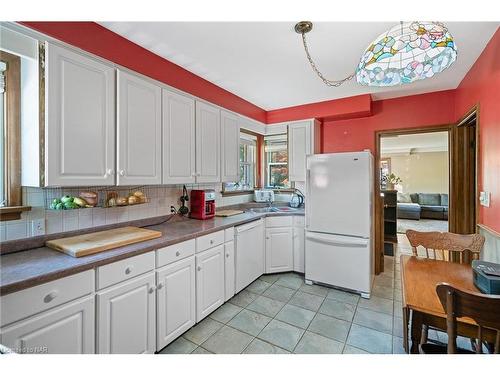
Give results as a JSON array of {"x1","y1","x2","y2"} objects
[{"x1": 158, "y1": 235, "x2": 452, "y2": 354}]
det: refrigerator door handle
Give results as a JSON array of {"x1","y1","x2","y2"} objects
[
  {"x1": 305, "y1": 168, "x2": 311, "y2": 229},
  {"x1": 306, "y1": 232, "x2": 368, "y2": 247}
]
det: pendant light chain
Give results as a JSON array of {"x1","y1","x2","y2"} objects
[{"x1": 300, "y1": 32, "x2": 355, "y2": 87}]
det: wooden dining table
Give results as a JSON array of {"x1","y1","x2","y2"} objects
[{"x1": 400, "y1": 255, "x2": 497, "y2": 353}]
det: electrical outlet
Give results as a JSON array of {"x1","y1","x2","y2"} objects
[
  {"x1": 479, "y1": 191, "x2": 490, "y2": 207},
  {"x1": 31, "y1": 219, "x2": 46, "y2": 236}
]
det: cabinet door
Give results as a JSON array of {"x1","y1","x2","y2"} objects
[
  {"x1": 117, "y1": 70, "x2": 162, "y2": 185},
  {"x1": 97, "y1": 272, "x2": 156, "y2": 354},
  {"x1": 293, "y1": 226, "x2": 305, "y2": 273},
  {"x1": 195, "y1": 245, "x2": 225, "y2": 322},
  {"x1": 0, "y1": 296, "x2": 94, "y2": 354},
  {"x1": 265, "y1": 227, "x2": 293, "y2": 273},
  {"x1": 45, "y1": 43, "x2": 115, "y2": 186},
  {"x1": 220, "y1": 110, "x2": 240, "y2": 182},
  {"x1": 156, "y1": 256, "x2": 196, "y2": 350},
  {"x1": 288, "y1": 121, "x2": 312, "y2": 182},
  {"x1": 224, "y1": 241, "x2": 235, "y2": 301},
  {"x1": 162, "y1": 89, "x2": 196, "y2": 184},
  {"x1": 195, "y1": 101, "x2": 220, "y2": 183}
]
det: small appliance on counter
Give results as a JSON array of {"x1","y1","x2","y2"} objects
[
  {"x1": 472, "y1": 260, "x2": 500, "y2": 294},
  {"x1": 289, "y1": 189, "x2": 304, "y2": 208},
  {"x1": 254, "y1": 189, "x2": 275, "y2": 203},
  {"x1": 190, "y1": 189, "x2": 216, "y2": 220}
]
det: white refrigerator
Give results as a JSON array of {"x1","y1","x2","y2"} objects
[{"x1": 305, "y1": 151, "x2": 374, "y2": 298}]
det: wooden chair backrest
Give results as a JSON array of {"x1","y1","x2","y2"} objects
[
  {"x1": 436, "y1": 283, "x2": 500, "y2": 354},
  {"x1": 406, "y1": 230, "x2": 485, "y2": 264}
]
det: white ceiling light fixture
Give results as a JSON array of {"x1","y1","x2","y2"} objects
[{"x1": 295, "y1": 21, "x2": 458, "y2": 87}]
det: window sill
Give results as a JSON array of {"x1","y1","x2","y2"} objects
[
  {"x1": 0, "y1": 206, "x2": 32, "y2": 221},
  {"x1": 221, "y1": 190, "x2": 255, "y2": 197}
]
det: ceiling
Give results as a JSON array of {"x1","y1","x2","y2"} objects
[
  {"x1": 99, "y1": 22, "x2": 499, "y2": 110},
  {"x1": 381, "y1": 131, "x2": 449, "y2": 155}
]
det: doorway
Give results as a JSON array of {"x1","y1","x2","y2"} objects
[{"x1": 373, "y1": 119, "x2": 479, "y2": 274}]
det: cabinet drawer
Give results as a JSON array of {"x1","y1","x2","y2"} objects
[
  {"x1": 293, "y1": 216, "x2": 305, "y2": 227},
  {"x1": 196, "y1": 230, "x2": 225, "y2": 253},
  {"x1": 224, "y1": 227, "x2": 234, "y2": 242},
  {"x1": 266, "y1": 216, "x2": 293, "y2": 228},
  {"x1": 156, "y1": 239, "x2": 195, "y2": 268},
  {"x1": 0, "y1": 270, "x2": 94, "y2": 327},
  {"x1": 97, "y1": 252, "x2": 155, "y2": 290}
]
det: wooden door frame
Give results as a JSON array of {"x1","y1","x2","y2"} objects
[
  {"x1": 455, "y1": 105, "x2": 480, "y2": 233},
  {"x1": 374, "y1": 124, "x2": 454, "y2": 274}
]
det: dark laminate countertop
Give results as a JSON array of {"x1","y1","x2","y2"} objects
[{"x1": 0, "y1": 208, "x2": 304, "y2": 295}]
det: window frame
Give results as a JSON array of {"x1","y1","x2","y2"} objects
[
  {"x1": 221, "y1": 129, "x2": 260, "y2": 195},
  {"x1": 0, "y1": 50, "x2": 30, "y2": 221},
  {"x1": 263, "y1": 133, "x2": 292, "y2": 190}
]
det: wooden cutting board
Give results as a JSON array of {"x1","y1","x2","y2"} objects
[
  {"x1": 215, "y1": 209, "x2": 244, "y2": 217},
  {"x1": 46, "y1": 226, "x2": 162, "y2": 258}
]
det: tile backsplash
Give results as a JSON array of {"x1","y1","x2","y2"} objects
[{"x1": 0, "y1": 184, "x2": 255, "y2": 241}]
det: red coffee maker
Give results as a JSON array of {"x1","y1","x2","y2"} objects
[{"x1": 190, "y1": 189, "x2": 216, "y2": 220}]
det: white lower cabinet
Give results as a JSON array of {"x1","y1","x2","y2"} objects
[
  {"x1": 265, "y1": 227, "x2": 294, "y2": 273},
  {"x1": 293, "y1": 226, "x2": 305, "y2": 273},
  {"x1": 97, "y1": 272, "x2": 156, "y2": 354},
  {"x1": 0, "y1": 296, "x2": 95, "y2": 354},
  {"x1": 156, "y1": 256, "x2": 196, "y2": 350},
  {"x1": 224, "y1": 240, "x2": 235, "y2": 301},
  {"x1": 195, "y1": 245, "x2": 225, "y2": 322}
]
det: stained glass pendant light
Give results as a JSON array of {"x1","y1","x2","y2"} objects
[
  {"x1": 356, "y1": 21, "x2": 458, "y2": 86},
  {"x1": 295, "y1": 21, "x2": 457, "y2": 87}
]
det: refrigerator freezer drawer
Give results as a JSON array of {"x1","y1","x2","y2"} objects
[{"x1": 305, "y1": 232, "x2": 372, "y2": 295}]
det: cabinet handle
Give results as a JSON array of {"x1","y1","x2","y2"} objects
[
  {"x1": 125, "y1": 266, "x2": 134, "y2": 275},
  {"x1": 148, "y1": 286, "x2": 156, "y2": 294},
  {"x1": 106, "y1": 168, "x2": 114, "y2": 176},
  {"x1": 197, "y1": 266, "x2": 202, "y2": 271},
  {"x1": 226, "y1": 253, "x2": 230, "y2": 258},
  {"x1": 176, "y1": 251, "x2": 181, "y2": 257},
  {"x1": 210, "y1": 239, "x2": 214, "y2": 245},
  {"x1": 157, "y1": 283, "x2": 164, "y2": 290},
  {"x1": 44, "y1": 291, "x2": 58, "y2": 303},
  {"x1": 119, "y1": 170, "x2": 125, "y2": 176}
]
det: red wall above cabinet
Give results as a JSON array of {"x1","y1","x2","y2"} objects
[{"x1": 266, "y1": 94, "x2": 372, "y2": 124}]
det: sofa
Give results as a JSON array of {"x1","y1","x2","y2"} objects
[{"x1": 397, "y1": 193, "x2": 448, "y2": 220}]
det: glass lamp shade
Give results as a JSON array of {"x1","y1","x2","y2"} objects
[{"x1": 356, "y1": 21, "x2": 457, "y2": 86}]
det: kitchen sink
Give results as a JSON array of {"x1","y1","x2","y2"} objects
[
  {"x1": 270, "y1": 207, "x2": 298, "y2": 212},
  {"x1": 245, "y1": 206, "x2": 300, "y2": 214}
]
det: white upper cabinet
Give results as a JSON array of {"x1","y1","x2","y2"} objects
[
  {"x1": 162, "y1": 89, "x2": 196, "y2": 184},
  {"x1": 45, "y1": 43, "x2": 115, "y2": 186},
  {"x1": 195, "y1": 101, "x2": 221, "y2": 183},
  {"x1": 220, "y1": 110, "x2": 240, "y2": 182},
  {"x1": 288, "y1": 120, "x2": 320, "y2": 182},
  {"x1": 117, "y1": 70, "x2": 162, "y2": 185}
]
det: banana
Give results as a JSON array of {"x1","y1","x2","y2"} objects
[{"x1": 73, "y1": 197, "x2": 87, "y2": 207}]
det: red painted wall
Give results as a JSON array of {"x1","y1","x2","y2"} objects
[
  {"x1": 21, "y1": 22, "x2": 267, "y2": 123},
  {"x1": 266, "y1": 94, "x2": 372, "y2": 124},
  {"x1": 321, "y1": 90, "x2": 456, "y2": 153},
  {"x1": 454, "y1": 28, "x2": 500, "y2": 233}
]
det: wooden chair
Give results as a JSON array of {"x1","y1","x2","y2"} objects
[
  {"x1": 405, "y1": 230, "x2": 484, "y2": 264},
  {"x1": 420, "y1": 283, "x2": 500, "y2": 354},
  {"x1": 405, "y1": 230, "x2": 485, "y2": 347}
]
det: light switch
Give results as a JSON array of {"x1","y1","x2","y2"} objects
[{"x1": 479, "y1": 191, "x2": 490, "y2": 207}]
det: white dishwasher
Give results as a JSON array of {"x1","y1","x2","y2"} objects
[{"x1": 235, "y1": 219, "x2": 264, "y2": 293}]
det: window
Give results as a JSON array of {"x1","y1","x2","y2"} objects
[
  {"x1": 223, "y1": 132, "x2": 257, "y2": 192},
  {"x1": 0, "y1": 50, "x2": 28, "y2": 220},
  {"x1": 264, "y1": 134, "x2": 291, "y2": 189}
]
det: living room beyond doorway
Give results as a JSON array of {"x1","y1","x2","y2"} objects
[{"x1": 380, "y1": 131, "x2": 450, "y2": 235}]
